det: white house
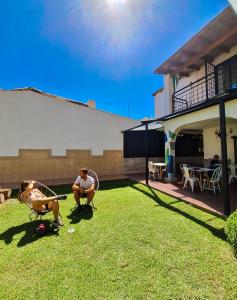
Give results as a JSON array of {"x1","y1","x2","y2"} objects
[
  {"x1": 153, "y1": 6, "x2": 237, "y2": 183},
  {"x1": 0, "y1": 87, "x2": 139, "y2": 184}
]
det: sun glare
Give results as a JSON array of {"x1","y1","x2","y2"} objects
[
  {"x1": 43, "y1": 0, "x2": 156, "y2": 75},
  {"x1": 107, "y1": 0, "x2": 127, "y2": 5}
]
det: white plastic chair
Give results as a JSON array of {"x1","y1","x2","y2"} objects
[
  {"x1": 202, "y1": 166, "x2": 222, "y2": 194},
  {"x1": 148, "y1": 161, "x2": 159, "y2": 181},
  {"x1": 183, "y1": 166, "x2": 201, "y2": 192},
  {"x1": 180, "y1": 163, "x2": 192, "y2": 184},
  {"x1": 229, "y1": 165, "x2": 237, "y2": 184}
]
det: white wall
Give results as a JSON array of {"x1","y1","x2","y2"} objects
[
  {"x1": 0, "y1": 90, "x2": 139, "y2": 156},
  {"x1": 154, "y1": 74, "x2": 174, "y2": 119},
  {"x1": 203, "y1": 124, "x2": 237, "y2": 162},
  {"x1": 203, "y1": 124, "x2": 237, "y2": 175},
  {"x1": 154, "y1": 90, "x2": 167, "y2": 119}
]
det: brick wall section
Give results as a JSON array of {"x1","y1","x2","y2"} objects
[
  {"x1": 124, "y1": 157, "x2": 204, "y2": 174},
  {"x1": 0, "y1": 149, "x2": 123, "y2": 184},
  {"x1": 123, "y1": 157, "x2": 163, "y2": 174}
]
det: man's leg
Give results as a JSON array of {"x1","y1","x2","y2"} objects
[
  {"x1": 73, "y1": 190, "x2": 81, "y2": 205},
  {"x1": 86, "y1": 190, "x2": 95, "y2": 205}
]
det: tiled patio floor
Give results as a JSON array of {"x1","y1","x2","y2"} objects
[{"x1": 129, "y1": 174, "x2": 237, "y2": 216}]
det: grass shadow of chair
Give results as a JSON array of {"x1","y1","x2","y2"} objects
[
  {"x1": 67, "y1": 205, "x2": 93, "y2": 224},
  {"x1": 130, "y1": 182, "x2": 226, "y2": 242},
  {"x1": 0, "y1": 220, "x2": 59, "y2": 248}
]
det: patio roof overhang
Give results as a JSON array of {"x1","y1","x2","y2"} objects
[
  {"x1": 154, "y1": 6, "x2": 237, "y2": 76},
  {"x1": 122, "y1": 121, "x2": 163, "y2": 133},
  {"x1": 180, "y1": 117, "x2": 237, "y2": 131},
  {"x1": 123, "y1": 94, "x2": 237, "y2": 215}
]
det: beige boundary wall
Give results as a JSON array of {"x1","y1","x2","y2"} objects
[
  {"x1": 0, "y1": 149, "x2": 123, "y2": 185},
  {"x1": 0, "y1": 89, "x2": 140, "y2": 185}
]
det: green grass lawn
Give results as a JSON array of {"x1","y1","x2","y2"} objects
[{"x1": 0, "y1": 180, "x2": 237, "y2": 299}]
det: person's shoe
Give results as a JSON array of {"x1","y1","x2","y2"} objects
[
  {"x1": 84, "y1": 204, "x2": 91, "y2": 211},
  {"x1": 53, "y1": 218, "x2": 64, "y2": 227},
  {"x1": 76, "y1": 203, "x2": 82, "y2": 212}
]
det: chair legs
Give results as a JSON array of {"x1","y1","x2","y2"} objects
[
  {"x1": 91, "y1": 200, "x2": 96, "y2": 209},
  {"x1": 183, "y1": 178, "x2": 187, "y2": 189},
  {"x1": 149, "y1": 172, "x2": 158, "y2": 181},
  {"x1": 202, "y1": 181, "x2": 221, "y2": 194},
  {"x1": 183, "y1": 178, "x2": 201, "y2": 192},
  {"x1": 213, "y1": 184, "x2": 216, "y2": 195}
]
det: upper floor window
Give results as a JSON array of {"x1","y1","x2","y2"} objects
[{"x1": 217, "y1": 55, "x2": 237, "y2": 94}]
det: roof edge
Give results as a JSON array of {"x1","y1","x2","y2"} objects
[
  {"x1": 152, "y1": 87, "x2": 164, "y2": 96},
  {"x1": 0, "y1": 87, "x2": 139, "y2": 122},
  {"x1": 153, "y1": 6, "x2": 231, "y2": 75}
]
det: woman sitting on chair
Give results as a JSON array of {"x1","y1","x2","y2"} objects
[{"x1": 19, "y1": 180, "x2": 63, "y2": 227}]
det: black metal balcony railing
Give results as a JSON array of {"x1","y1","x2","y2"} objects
[{"x1": 172, "y1": 57, "x2": 237, "y2": 113}]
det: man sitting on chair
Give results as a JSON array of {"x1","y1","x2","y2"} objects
[{"x1": 72, "y1": 168, "x2": 95, "y2": 209}]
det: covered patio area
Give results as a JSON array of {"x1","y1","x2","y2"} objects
[
  {"x1": 123, "y1": 96, "x2": 237, "y2": 216},
  {"x1": 130, "y1": 173, "x2": 237, "y2": 216}
]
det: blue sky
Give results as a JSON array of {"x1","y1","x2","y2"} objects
[{"x1": 0, "y1": 0, "x2": 229, "y2": 120}]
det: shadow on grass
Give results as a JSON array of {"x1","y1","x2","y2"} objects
[
  {"x1": 0, "y1": 220, "x2": 59, "y2": 247},
  {"x1": 130, "y1": 183, "x2": 226, "y2": 241},
  {"x1": 99, "y1": 179, "x2": 131, "y2": 191},
  {"x1": 27, "y1": 180, "x2": 130, "y2": 194},
  {"x1": 67, "y1": 205, "x2": 93, "y2": 224}
]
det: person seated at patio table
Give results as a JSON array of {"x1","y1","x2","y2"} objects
[
  {"x1": 19, "y1": 180, "x2": 63, "y2": 227},
  {"x1": 208, "y1": 154, "x2": 221, "y2": 177},
  {"x1": 210, "y1": 154, "x2": 221, "y2": 168},
  {"x1": 72, "y1": 168, "x2": 95, "y2": 209}
]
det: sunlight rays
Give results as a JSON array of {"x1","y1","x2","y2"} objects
[
  {"x1": 76, "y1": 0, "x2": 155, "y2": 55},
  {"x1": 106, "y1": 0, "x2": 127, "y2": 6},
  {"x1": 41, "y1": 0, "x2": 158, "y2": 77}
]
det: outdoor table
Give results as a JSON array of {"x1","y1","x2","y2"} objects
[
  {"x1": 153, "y1": 162, "x2": 166, "y2": 180},
  {"x1": 190, "y1": 167, "x2": 214, "y2": 183}
]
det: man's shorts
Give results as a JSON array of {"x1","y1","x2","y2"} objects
[{"x1": 76, "y1": 190, "x2": 88, "y2": 198}]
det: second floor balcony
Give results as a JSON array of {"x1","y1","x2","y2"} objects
[{"x1": 172, "y1": 55, "x2": 237, "y2": 113}]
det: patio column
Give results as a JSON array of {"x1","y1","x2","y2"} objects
[
  {"x1": 145, "y1": 122, "x2": 149, "y2": 185},
  {"x1": 219, "y1": 99, "x2": 230, "y2": 216},
  {"x1": 164, "y1": 130, "x2": 177, "y2": 182}
]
